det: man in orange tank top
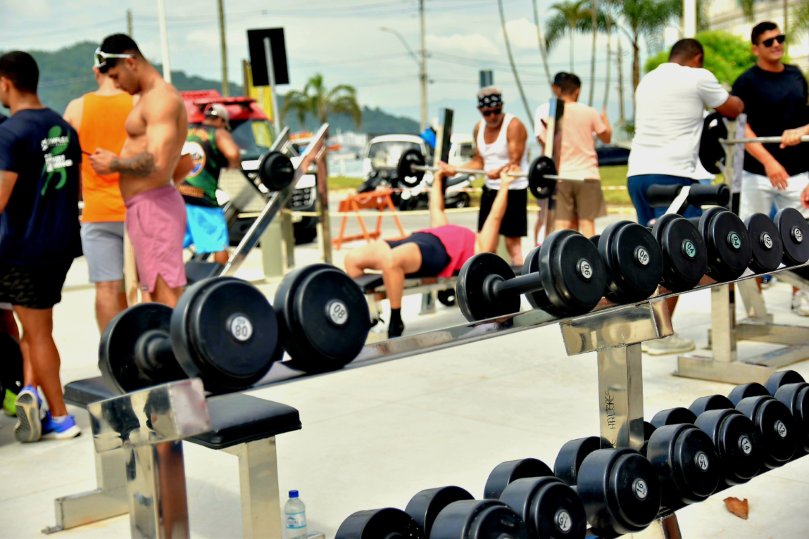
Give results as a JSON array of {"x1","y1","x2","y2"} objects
[{"x1": 64, "y1": 58, "x2": 133, "y2": 332}]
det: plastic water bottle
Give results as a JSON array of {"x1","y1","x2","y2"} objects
[{"x1": 284, "y1": 490, "x2": 307, "y2": 539}]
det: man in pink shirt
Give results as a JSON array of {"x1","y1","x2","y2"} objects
[
  {"x1": 344, "y1": 169, "x2": 517, "y2": 338},
  {"x1": 536, "y1": 73, "x2": 611, "y2": 237}
]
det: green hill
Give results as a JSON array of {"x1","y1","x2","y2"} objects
[{"x1": 1, "y1": 41, "x2": 418, "y2": 134}]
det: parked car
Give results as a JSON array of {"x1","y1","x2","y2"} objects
[{"x1": 181, "y1": 90, "x2": 319, "y2": 245}]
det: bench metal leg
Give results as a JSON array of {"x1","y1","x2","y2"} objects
[
  {"x1": 45, "y1": 447, "x2": 129, "y2": 533},
  {"x1": 226, "y1": 437, "x2": 282, "y2": 539},
  {"x1": 419, "y1": 291, "x2": 436, "y2": 315}
]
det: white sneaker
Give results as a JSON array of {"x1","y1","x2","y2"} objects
[
  {"x1": 791, "y1": 291, "x2": 809, "y2": 317},
  {"x1": 642, "y1": 334, "x2": 696, "y2": 356}
]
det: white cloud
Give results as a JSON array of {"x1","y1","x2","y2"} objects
[
  {"x1": 504, "y1": 18, "x2": 541, "y2": 50},
  {"x1": 426, "y1": 33, "x2": 499, "y2": 57}
]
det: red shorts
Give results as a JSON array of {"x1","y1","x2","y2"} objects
[{"x1": 125, "y1": 185, "x2": 187, "y2": 293}]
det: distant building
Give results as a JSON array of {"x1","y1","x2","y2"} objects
[{"x1": 706, "y1": 0, "x2": 809, "y2": 72}]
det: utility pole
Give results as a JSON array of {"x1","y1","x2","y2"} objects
[
  {"x1": 418, "y1": 0, "x2": 428, "y2": 131},
  {"x1": 616, "y1": 40, "x2": 625, "y2": 124},
  {"x1": 683, "y1": 0, "x2": 696, "y2": 37},
  {"x1": 156, "y1": 0, "x2": 172, "y2": 83},
  {"x1": 126, "y1": 9, "x2": 133, "y2": 37},
  {"x1": 217, "y1": 0, "x2": 229, "y2": 96}
]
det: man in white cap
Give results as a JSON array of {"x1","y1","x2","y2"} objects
[{"x1": 177, "y1": 103, "x2": 241, "y2": 265}]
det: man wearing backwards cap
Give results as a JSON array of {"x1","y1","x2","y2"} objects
[
  {"x1": 88, "y1": 33, "x2": 188, "y2": 307},
  {"x1": 439, "y1": 87, "x2": 529, "y2": 264},
  {"x1": 178, "y1": 103, "x2": 241, "y2": 265}
]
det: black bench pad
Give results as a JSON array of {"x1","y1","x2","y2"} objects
[{"x1": 64, "y1": 377, "x2": 301, "y2": 450}]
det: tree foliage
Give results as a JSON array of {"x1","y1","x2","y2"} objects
[
  {"x1": 281, "y1": 73, "x2": 362, "y2": 128},
  {"x1": 643, "y1": 30, "x2": 756, "y2": 85}
]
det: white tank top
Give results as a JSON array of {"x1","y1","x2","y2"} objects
[{"x1": 476, "y1": 113, "x2": 529, "y2": 190}]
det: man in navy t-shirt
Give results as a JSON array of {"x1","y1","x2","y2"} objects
[{"x1": 0, "y1": 51, "x2": 82, "y2": 442}]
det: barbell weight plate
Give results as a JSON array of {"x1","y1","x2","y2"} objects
[
  {"x1": 694, "y1": 409, "x2": 763, "y2": 485},
  {"x1": 553, "y1": 436, "x2": 602, "y2": 486},
  {"x1": 599, "y1": 221, "x2": 664, "y2": 304},
  {"x1": 540, "y1": 229, "x2": 608, "y2": 317},
  {"x1": 646, "y1": 424, "x2": 721, "y2": 506},
  {"x1": 99, "y1": 303, "x2": 184, "y2": 394},
  {"x1": 745, "y1": 213, "x2": 784, "y2": 273},
  {"x1": 457, "y1": 253, "x2": 520, "y2": 322},
  {"x1": 699, "y1": 207, "x2": 752, "y2": 282},
  {"x1": 527, "y1": 156, "x2": 556, "y2": 199},
  {"x1": 275, "y1": 264, "x2": 370, "y2": 373},
  {"x1": 257, "y1": 150, "x2": 295, "y2": 191},
  {"x1": 404, "y1": 486, "x2": 473, "y2": 537},
  {"x1": 735, "y1": 395, "x2": 799, "y2": 469},
  {"x1": 335, "y1": 507, "x2": 422, "y2": 539},
  {"x1": 483, "y1": 457, "x2": 553, "y2": 499},
  {"x1": 429, "y1": 500, "x2": 529, "y2": 539},
  {"x1": 698, "y1": 112, "x2": 728, "y2": 175},
  {"x1": 170, "y1": 277, "x2": 282, "y2": 393},
  {"x1": 775, "y1": 207, "x2": 809, "y2": 266},
  {"x1": 652, "y1": 214, "x2": 707, "y2": 292},
  {"x1": 576, "y1": 448, "x2": 661, "y2": 537},
  {"x1": 397, "y1": 148, "x2": 427, "y2": 188},
  {"x1": 522, "y1": 246, "x2": 554, "y2": 312},
  {"x1": 765, "y1": 370, "x2": 806, "y2": 396},
  {"x1": 500, "y1": 477, "x2": 587, "y2": 539}
]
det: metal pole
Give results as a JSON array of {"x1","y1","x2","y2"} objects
[
  {"x1": 263, "y1": 37, "x2": 281, "y2": 133},
  {"x1": 217, "y1": 0, "x2": 229, "y2": 96},
  {"x1": 683, "y1": 0, "x2": 697, "y2": 37},
  {"x1": 156, "y1": 0, "x2": 172, "y2": 83},
  {"x1": 126, "y1": 9, "x2": 133, "y2": 37},
  {"x1": 419, "y1": 0, "x2": 428, "y2": 131}
]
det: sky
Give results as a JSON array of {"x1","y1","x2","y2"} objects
[{"x1": 0, "y1": 0, "x2": 679, "y2": 134}]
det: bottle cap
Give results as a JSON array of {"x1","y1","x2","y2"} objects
[{"x1": 289, "y1": 490, "x2": 299, "y2": 498}]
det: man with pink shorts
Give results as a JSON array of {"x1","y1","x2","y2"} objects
[{"x1": 89, "y1": 34, "x2": 188, "y2": 306}]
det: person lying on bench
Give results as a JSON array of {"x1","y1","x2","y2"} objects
[{"x1": 344, "y1": 167, "x2": 517, "y2": 338}]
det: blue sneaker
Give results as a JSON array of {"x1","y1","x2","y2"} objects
[
  {"x1": 14, "y1": 385, "x2": 42, "y2": 443},
  {"x1": 42, "y1": 413, "x2": 81, "y2": 440}
]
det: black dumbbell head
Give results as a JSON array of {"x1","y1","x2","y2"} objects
[
  {"x1": 689, "y1": 394, "x2": 734, "y2": 416},
  {"x1": 694, "y1": 409, "x2": 763, "y2": 485},
  {"x1": 652, "y1": 214, "x2": 707, "y2": 292},
  {"x1": 483, "y1": 458, "x2": 553, "y2": 499},
  {"x1": 405, "y1": 486, "x2": 473, "y2": 538},
  {"x1": 553, "y1": 436, "x2": 602, "y2": 485},
  {"x1": 650, "y1": 407, "x2": 697, "y2": 429},
  {"x1": 598, "y1": 221, "x2": 664, "y2": 304},
  {"x1": 727, "y1": 382, "x2": 769, "y2": 406},
  {"x1": 646, "y1": 424, "x2": 720, "y2": 506},
  {"x1": 745, "y1": 213, "x2": 784, "y2": 273},
  {"x1": 457, "y1": 253, "x2": 520, "y2": 322},
  {"x1": 775, "y1": 207, "x2": 809, "y2": 266},
  {"x1": 576, "y1": 448, "x2": 661, "y2": 537},
  {"x1": 774, "y1": 383, "x2": 809, "y2": 453},
  {"x1": 735, "y1": 395, "x2": 799, "y2": 468},
  {"x1": 765, "y1": 370, "x2": 806, "y2": 396},
  {"x1": 698, "y1": 207, "x2": 752, "y2": 282},
  {"x1": 500, "y1": 477, "x2": 586, "y2": 539},
  {"x1": 335, "y1": 507, "x2": 422, "y2": 539},
  {"x1": 429, "y1": 500, "x2": 529, "y2": 539}
]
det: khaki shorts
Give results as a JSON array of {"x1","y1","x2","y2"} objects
[{"x1": 553, "y1": 180, "x2": 607, "y2": 222}]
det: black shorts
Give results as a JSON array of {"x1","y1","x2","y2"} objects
[
  {"x1": 477, "y1": 186, "x2": 528, "y2": 237},
  {"x1": 0, "y1": 260, "x2": 73, "y2": 309},
  {"x1": 386, "y1": 232, "x2": 450, "y2": 277}
]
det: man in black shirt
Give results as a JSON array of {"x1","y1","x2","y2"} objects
[
  {"x1": 0, "y1": 51, "x2": 82, "y2": 442},
  {"x1": 732, "y1": 21, "x2": 809, "y2": 218}
]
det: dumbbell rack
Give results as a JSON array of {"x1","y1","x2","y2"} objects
[{"x1": 676, "y1": 276, "x2": 809, "y2": 384}]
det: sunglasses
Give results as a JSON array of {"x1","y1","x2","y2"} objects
[
  {"x1": 760, "y1": 34, "x2": 786, "y2": 48},
  {"x1": 481, "y1": 108, "x2": 502, "y2": 117},
  {"x1": 93, "y1": 47, "x2": 134, "y2": 70}
]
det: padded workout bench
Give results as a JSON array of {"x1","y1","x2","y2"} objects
[{"x1": 46, "y1": 376, "x2": 301, "y2": 539}]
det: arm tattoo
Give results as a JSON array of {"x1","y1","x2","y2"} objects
[{"x1": 112, "y1": 152, "x2": 156, "y2": 177}]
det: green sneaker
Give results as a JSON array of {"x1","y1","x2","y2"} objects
[{"x1": 3, "y1": 389, "x2": 16, "y2": 417}]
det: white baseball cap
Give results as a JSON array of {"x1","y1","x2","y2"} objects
[{"x1": 204, "y1": 103, "x2": 230, "y2": 125}]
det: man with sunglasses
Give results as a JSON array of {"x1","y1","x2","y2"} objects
[
  {"x1": 89, "y1": 34, "x2": 188, "y2": 308},
  {"x1": 732, "y1": 22, "x2": 809, "y2": 219},
  {"x1": 440, "y1": 87, "x2": 529, "y2": 265},
  {"x1": 178, "y1": 103, "x2": 240, "y2": 265}
]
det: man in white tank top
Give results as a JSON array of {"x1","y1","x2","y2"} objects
[{"x1": 440, "y1": 87, "x2": 529, "y2": 264}]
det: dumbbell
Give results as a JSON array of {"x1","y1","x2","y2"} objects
[
  {"x1": 651, "y1": 406, "x2": 763, "y2": 487},
  {"x1": 690, "y1": 386, "x2": 799, "y2": 470},
  {"x1": 405, "y1": 486, "x2": 529, "y2": 538},
  {"x1": 745, "y1": 213, "x2": 785, "y2": 273},
  {"x1": 335, "y1": 507, "x2": 423, "y2": 538},
  {"x1": 274, "y1": 263, "x2": 371, "y2": 373},
  {"x1": 483, "y1": 458, "x2": 586, "y2": 538},
  {"x1": 99, "y1": 277, "x2": 281, "y2": 394},
  {"x1": 763, "y1": 370, "x2": 809, "y2": 454},
  {"x1": 553, "y1": 437, "x2": 661, "y2": 537},
  {"x1": 773, "y1": 208, "x2": 809, "y2": 266},
  {"x1": 456, "y1": 229, "x2": 608, "y2": 322}
]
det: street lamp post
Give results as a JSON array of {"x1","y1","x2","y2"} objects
[{"x1": 380, "y1": 26, "x2": 428, "y2": 131}]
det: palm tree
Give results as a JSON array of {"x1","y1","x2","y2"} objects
[
  {"x1": 497, "y1": 0, "x2": 534, "y2": 121},
  {"x1": 532, "y1": 0, "x2": 554, "y2": 88},
  {"x1": 545, "y1": 0, "x2": 592, "y2": 71},
  {"x1": 281, "y1": 73, "x2": 361, "y2": 128}
]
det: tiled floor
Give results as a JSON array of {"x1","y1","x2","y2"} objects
[{"x1": 2, "y1": 233, "x2": 809, "y2": 538}]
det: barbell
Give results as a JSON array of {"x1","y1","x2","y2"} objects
[{"x1": 396, "y1": 148, "x2": 597, "y2": 200}]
